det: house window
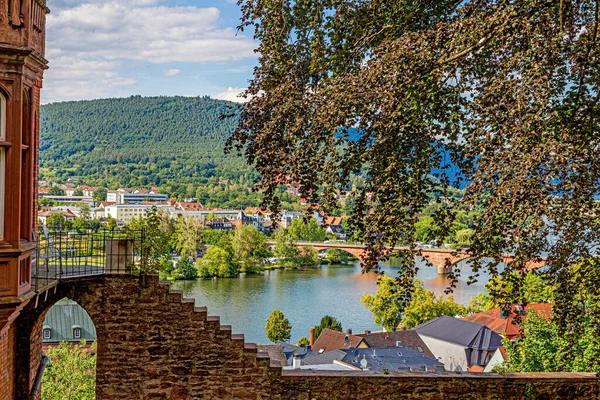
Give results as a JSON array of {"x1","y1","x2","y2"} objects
[
  {"x1": 43, "y1": 328, "x2": 51, "y2": 340},
  {"x1": 0, "y1": 92, "x2": 5, "y2": 240},
  {"x1": 73, "y1": 327, "x2": 82, "y2": 339}
]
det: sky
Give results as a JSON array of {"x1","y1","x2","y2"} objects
[{"x1": 43, "y1": 0, "x2": 257, "y2": 104}]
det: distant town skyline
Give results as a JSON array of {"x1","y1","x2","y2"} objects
[{"x1": 43, "y1": 0, "x2": 256, "y2": 104}]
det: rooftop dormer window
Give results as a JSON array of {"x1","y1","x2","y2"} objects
[
  {"x1": 73, "y1": 326, "x2": 82, "y2": 339},
  {"x1": 43, "y1": 328, "x2": 51, "y2": 340}
]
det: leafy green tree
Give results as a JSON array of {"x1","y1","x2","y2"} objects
[
  {"x1": 324, "y1": 248, "x2": 350, "y2": 264},
  {"x1": 361, "y1": 275, "x2": 411, "y2": 331},
  {"x1": 313, "y1": 315, "x2": 343, "y2": 340},
  {"x1": 126, "y1": 207, "x2": 170, "y2": 274},
  {"x1": 232, "y1": 225, "x2": 270, "y2": 272},
  {"x1": 414, "y1": 216, "x2": 439, "y2": 243},
  {"x1": 72, "y1": 218, "x2": 89, "y2": 233},
  {"x1": 467, "y1": 293, "x2": 496, "y2": 314},
  {"x1": 454, "y1": 228, "x2": 474, "y2": 247},
  {"x1": 39, "y1": 197, "x2": 55, "y2": 207},
  {"x1": 48, "y1": 186, "x2": 65, "y2": 196},
  {"x1": 172, "y1": 257, "x2": 198, "y2": 280},
  {"x1": 77, "y1": 202, "x2": 92, "y2": 221},
  {"x1": 73, "y1": 188, "x2": 84, "y2": 196},
  {"x1": 361, "y1": 276, "x2": 467, "y2": 330},
  {"x1": 230, "y1": 0, "x2": 600, "y2": 334},
  {"x1": 197, "y1": 246, "x2": 237, "y2": 278},
  {"x1": 92, "y1": 187, "x2": 107, "y2": 203},
  {"x1": 265, "y1": 309, "x2": 292, "y2": 343},
  {"x1": 105, "y1": 216, "x2": 118, "y2": 231},
  {"x1": 46, "y1": 213, "x2": 66, "y2": 228},
  {"x1": 174, "y1": 216, "x2": 202, "y2": 259},
  {"x1": 273, "y1": 229, "x2": 300, "y2": 268},
  {"x1": 287, "y1": 218, "x2": 326, "y2": 242},
  {"x1": 42, "y1": 341, "x2": 96, "y2": 400},
  {"x1": 297, "y1": 336, "x2": 310, "y2": 346},
  {"x1": 401, "y1": 285, "x2": 468, "y2": 329}
]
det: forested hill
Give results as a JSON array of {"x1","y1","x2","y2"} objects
[{"x1": 40, "y1": 96, "x2": 251, "y2": 188}]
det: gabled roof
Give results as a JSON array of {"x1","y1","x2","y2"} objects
[
  {"x1": 301, "y1": 350, "x2": 347, "y2": 366},
  {"x1": 178, "y1": 202, "x2": 205, "y2": 211},
  {"x1": 312, "y1": 329, "x2": 364, "y2": 353},
  {"x1": 462, "y1": 304, "x2": 552, "y2": 337},
  {"x1": 43, "y1": 299, "x2": 96, "y2": 343},
  {"x1": 340, "y1": 346, "x2": 444, "y2": 372},
  {"x1": 356, "y1": 330, "x2": 435, "y2": 359},
  {"x1": 323, "y1": 216, "x2": 348, "y2": 226},
  {"x1": 413, "y1": 316, "x2": 502, "y2": 367}
]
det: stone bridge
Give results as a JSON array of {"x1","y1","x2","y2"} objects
[{"x1": 267, "y1": 241, "x2": 547, "y2": 274}]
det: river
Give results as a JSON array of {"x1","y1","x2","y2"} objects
[{"x1": 172, "y1": 258, "x2": 491, "y2": 344}]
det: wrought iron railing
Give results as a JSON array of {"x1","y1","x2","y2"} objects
[{"x1": 32, "y1": 227, "x2": 146, "y2": 292}]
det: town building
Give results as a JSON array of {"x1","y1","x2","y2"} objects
[
  {"x1": 42, "y1": 298, "x2": 97, "y2": 354},
  {"x1": 413, "y1": 316, "x2": 503, "y2": 372},
  {"x1": 38, "y1": 194, "x2": 94, "y2": 205},
  {"x1": 106, "y1": 189, "x2": 169, "y2": 204}
]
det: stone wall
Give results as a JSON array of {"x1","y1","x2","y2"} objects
[{"x1": 10, "y1": 275, "x2": 600, "y2": 399}]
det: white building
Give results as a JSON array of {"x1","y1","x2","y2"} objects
[
  {"x1": 413, "y1": 316, "x2": 502, "y2": 372},
  {"x1": 106, "y1": 190, "x2": 169, "y2": 204}
]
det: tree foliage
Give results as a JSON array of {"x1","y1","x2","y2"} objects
[
  {"x1": 42, "y1": 341, "x2": 96, "y2": 400},
  {"x1": 362, "y1": 276, "x2": 469, "y2": 330},
  {"x1": 232, "y1": 0, "x2": 600, "y2": 332},
  {"x1": 313, "y1": 315, "x2": 343, "y2": 340},
  {"x1": 286, "y1": 218, "x2": 327, "y2": 242},
  {"x1": 265, "y1": 309, "x2": 292, "y2": 343}
]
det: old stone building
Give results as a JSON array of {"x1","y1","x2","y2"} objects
[{"x1": 0, "y1": 1, "x2": 600, "y2": 399}]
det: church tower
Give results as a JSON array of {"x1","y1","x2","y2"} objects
[{"x1": 0, "y1": 1, "x2": 49, "y2": 397}]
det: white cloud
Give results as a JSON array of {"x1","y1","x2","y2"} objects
[
  {"x1": 213, "y1": 87, "x2": 250, "y2": 103},
  {"x1": 163, "y1": 69, "x2": 181, "y2": 77},
  {"x1": 43, "y1": 1, "x2": 257, "y2": 102},
  {"x1": 43, "y1": 56, "x2": 137, "y2": 103}
]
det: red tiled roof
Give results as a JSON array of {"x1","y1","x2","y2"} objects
[
  {"x1": 312, "y1": 329, "x2": 364, "y2": 353},
  {"x1": 468, "y1": 365, "x2": 485, "y2": 372},
  {"x1": 462, "y1": 304, "x2": 552, "y2": 337},
  {"x1": 178, "y1": 202, "x2": 204, "y2": 211},
  {"x1": 100, "y1": 202, "x2": 115, "y2": 207},
  {"x1": 323, "y1": 216, "x2": 349, "y2": 226},
  {"x1": 499, "y1": 346, "x2": 508, "y2": 360}
]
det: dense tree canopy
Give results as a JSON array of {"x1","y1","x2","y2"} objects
[
  {"x1": 232, "y1": 0, "x2": 600, "y2": 334},
  {"x1": 265, "y1": 309, "x2": 292, "y2": 342},
  {"x1": 40, "y1": 96, "x2": 251, "y2": 189}
]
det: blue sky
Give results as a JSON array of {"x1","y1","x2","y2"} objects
[{"x1": 43, "y1": 0, "x2": 257, "y2": 104}]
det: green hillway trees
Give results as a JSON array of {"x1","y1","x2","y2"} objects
[{"x1": 42, "y1": 341, "x2": 96, "y2": 400}]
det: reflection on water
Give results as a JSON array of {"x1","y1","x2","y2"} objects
[{"x1": 172, "y1": 257, "x2": 492, "y2": 343}]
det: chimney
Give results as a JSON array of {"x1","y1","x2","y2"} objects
[
  {"x1": 365, "y1": 330, "x2": 371, "y2": 336},
  {"x1": 346, "y1": 329, "x2": 352, "y2": 335},
  {"x1": 292, "y1": 354, "x2": 301, "y2": 369},
  {"x1": 309, "y1": 327, "x2": 315, "y2": 346}
]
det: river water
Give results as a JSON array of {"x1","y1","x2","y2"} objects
[{"x1": 172, "y1": 258, "x2": 491, "y2": 344}]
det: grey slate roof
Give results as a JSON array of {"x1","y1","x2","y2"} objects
[
  {"x1": 412, "y1": 316, "x2": 502, "y2": 367},
  {"x1": 279, "y1": 343, "x2": 316, "y2": 365},
  {"x1": 300, "y1": 350, "x2": 347, "y2": 366},
  {"x1": 356, "y1": 330, "x2": 436, "y2": 359},
  {"x1": 43, "y1": 298, "x2": 96, "y2": 343},
  {"x1": 299, "y1": 346, "x2": 444, "y2": 372},
  {"x1": 340, "y1": 346, "x2": 445, "y2": 372}
]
